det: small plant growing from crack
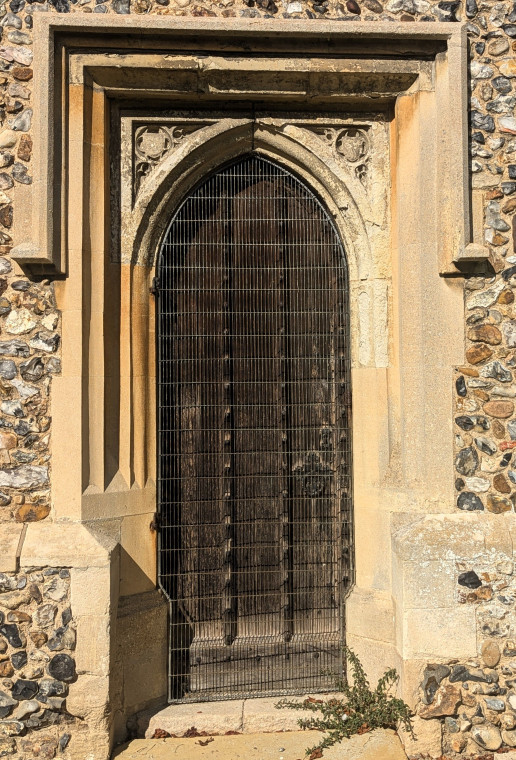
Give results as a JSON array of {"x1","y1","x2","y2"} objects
[{"x1": 275, "y1": 646, "x2": 414, "y2": 758}]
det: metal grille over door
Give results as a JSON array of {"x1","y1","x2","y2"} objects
[{"x1": 157, "y1": 155, "x2": 352, "y2": 702}]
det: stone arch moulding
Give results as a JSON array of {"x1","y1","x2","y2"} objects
[
  {"x1": 121, "y1": 114, "x2": 388, "y2": 379},
  {"x1": 126, "y1": 117, "x2": 375, "y2": 282},
  {"x1": 3, "y1": 14, "x2": 488, "y2": 758}
]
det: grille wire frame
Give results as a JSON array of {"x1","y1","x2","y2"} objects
[{"x1": 156, "y1": 154, "x2": 354, "y2": 703}]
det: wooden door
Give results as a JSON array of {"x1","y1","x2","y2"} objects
[{"x1": 157, "y1": 155, "x2": 352, "y2": 701}]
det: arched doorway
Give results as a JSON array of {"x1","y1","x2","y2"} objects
[{"x1": 157, "y1": 154, "x2": 353, "y2": 701}]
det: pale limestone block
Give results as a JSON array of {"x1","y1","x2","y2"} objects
[
  {"x1": 399, "y1": 715, "x2": 442, "y2": 759},
  {"x1": 242, "y1": 696, "x2": 332, "y2": 733},
  {"x1": 392, "y1": 514, "x2": 486, "y2": 562},
  {"x1": 400, "y1": 659, "x2": 430, "y2": 706},
  {"x1": 63, "y1": 706, "x2": 111, "y2": 760},
  {"x1": 403, "y1": 606, "x2": 477, "y2": 660},
  {"x1": 115, "y1": 591, "x2": 168, "y2": 717},
  {"x1": 74, "y1": 614, "x2": 110, "y2": 677},
  {"x1": 353, "y1": 504, "x2": 392, "y2": 591},
  {"x1": 372, "y1": 278, "x2": 389, "y2": 368},
  {"x1": 351, "y1": 368, "x2": 391, "y2": 508},
  {"x1": 120, "y1": 512, "x2": 156, "y2": 596},
  {"x1": 0, "y1": 524, "x2": 23, "y2": 572},
  {"x1": 71, "y1": 566, "x2": 112, "y2": 617},
  {"x1": 345, "y1": 633, "x2": 401, "y2": 691},
  {"x1": 358, "y1": 288, "x2": 372, "y2": 366},
  {"x1": 145, "y1": 701, "x2": 244, "y2": 738},
  {"x1": 20, "y1": 522, "x2": 115, "y2": 569},
  {"x1": 67, "y1": 673, "x2": 110, "y2": 719},
  {"x1": 346, "y1": 587, "x2": 396, "y2": 644},
  {"x1": 484, "y1": 514, "x2": 514, "y2": 557},
  {"x1": 50, "y1": 376, "x2": 84, "y2": 521},
  {"x1": 394, "y1": 559, "x2": 456, "y2": 610}
]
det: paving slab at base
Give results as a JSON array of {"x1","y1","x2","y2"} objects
[
  {"x1": 113, "y1": 729, "x2": 408, "y2": 760},
  {"x1": 144, "y1": 695, "x2": 340, "y2": 737}
]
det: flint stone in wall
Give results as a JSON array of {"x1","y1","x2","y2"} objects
[
  {"x1": 475, "y1": 436, "x2": 497, "y2": 455},
  {"x1": 457, "y1": 491, "x2": 484, "y2": 511},
  {"x1": 29, "y1": 331, "x2": 59, "y2": 353},
  {"x1": 421, "y1": 664, "x2": 451, "y2": 704},
  {"x1": 484, "y1": 696, "x2": 505, "y2": 711},
  {"x1": 0, "y1": 465, "x2": 48, "y2": 489},
  {"x1": 25, "y1": 707, "x2": 60, "y2": 729},
  {"x1": 466, "y1": 343, "x2": 493, "y2": 364},
  {"x1": 469, "y1": 324, "x2": 503, "y2": 344},
  {"x1": 487, "y1": 493, "x2": 513, "y2": 513},
  {"x1": 458, "y1": 570, "x2": 482, "y2": 589},
  {"x1": 0, "y1": 361, "x2": 16, "y2": 380},
  {"x1": 471, "y1": 61, "x2": 494, "y2": 79},
  {"x1": 37, "y1": 679, "x2": 67, "y2": 699},
  {"x1": 0, "y1": 575, "x2": 17, "y2": 593},
  {"x1": 0, "y1": 624, "x2": 22, "y2": 648},
  {"x1": 44, "y1": 578, "x2": 67, "y2": 603},
  {"x1": 0, "y1": 590, "x2": 31, "y2": 610},
  {"x1": 0, "y1": 720, "x2": 23, "y2": 736},
  {"x1": 503, "y1": 320, "x2": 516, "y2": 347},
  {"x1": 45, "y1": 357, "x2": 61, "y2": 375},
  {"x1": 471, "y1": 111, "x2": 496, "y2": 132},
  {"x1": 13, "y1": 699, "x2": 38, "y2": 721},
  {"x1": 1, "y1": 14, "x2": 21, "y2": 29},
  {"x1": 0, "y1": 691, "x2": 15, "y2": 719},
  {"x1": 4, "y1": 308, "x2": 35, "y2": 335},
  {"x1": 10, "y1": 679, "x2": 37, "y2": 700},
  {"x1": 455, "y1": 416, "x2": 489, "y2": 432},
  {"x1": 47, "y1": 654, "x2": 75, "y2": 683},
  {"x1": 113, "y1": 0, "x2": 130, "y2": 12},
  {"x1": 500, "y1": 117, "x2": 516, "y2": 135},
  {"x1": 10, "y1": 379, "x2": 38, "y2": 400},
  {"x1": 0, "y1": 259, "x2": 11, "y2": 275},
  {"x1": 480, "y1": 361, "x2": 513, "y2": 382},
  {"x1": 419, "y1": 683, "x2": 461, "y2": 719},
  {"x1": 455, "y1": 447, "x2": 479, "y2": 476},
  {"x1": 0, "y1": 400, "x2": 24, "y2": 418},
  {"x1": 0, "y1": 340, "x2": 28, "y2": 358},
  {"x1": 464, "y1": 476, "x2": 490, "y2": 492},
  {"x1": 502, "y1": 729, "x2": 516, "y2": 747},
  {"x1": 34, "y1": 604, "x2": 56, "y2": 629},
  {"x1": 19, "y1": 357, "x2": 43, "y2": 382},
  {"x1": 466, "y1": 281, "x2": 505, "y2": 309},
  {"x1": 471, "y1": 724, "x2": 502, "y2": 751},
  {"x1": 47, "y1": 626, "x2": 75, "y2": 652},
  {"x1": 61, "y1": 608, "x2": 72, "y2": 627},
  {"x1": 450, "y1": 664, "x2": 497, "y2": 683}
]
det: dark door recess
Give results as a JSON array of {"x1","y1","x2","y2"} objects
[{"x1": 157, "y1": 154, "x2": 353, "y2": 702}]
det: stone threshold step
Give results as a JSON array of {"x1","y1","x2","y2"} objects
[
  {"x1": 138, "y1": 695, "x2": 344, "y2": 738},
  {"x1": 112, "y1": 728, "x2": 408, "y2": 760},
  {"x1": 144, "y1": 695, "x2": 333, "y2": 737}
]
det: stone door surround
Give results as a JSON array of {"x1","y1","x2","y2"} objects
[{"x1": 1, "y1": 15, "x2": 485, "y2": 758}]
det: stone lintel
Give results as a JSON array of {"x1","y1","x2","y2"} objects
[{"x1": 11, "y1": 14, "x2": 477, "y2": 275}]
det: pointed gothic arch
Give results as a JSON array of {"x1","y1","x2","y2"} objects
[{"x1": 156, "y1": 153, "x2": 353, "y2": 700}]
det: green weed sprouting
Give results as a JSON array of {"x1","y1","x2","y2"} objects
[{"x1": 275, "y1": 646, "x2": 414, "y2": 757}]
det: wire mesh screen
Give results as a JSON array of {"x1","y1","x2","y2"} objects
[{"x1": 157, "y1": 154, "x2": 353, "y2": 703}]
